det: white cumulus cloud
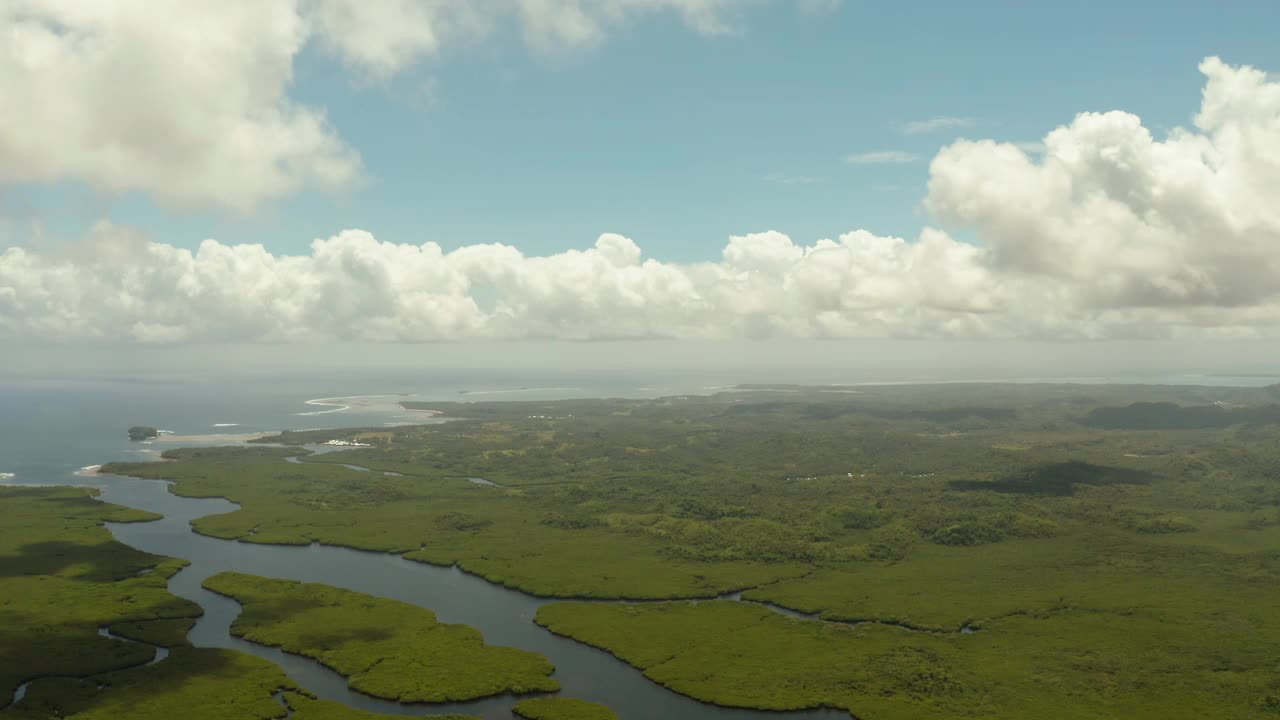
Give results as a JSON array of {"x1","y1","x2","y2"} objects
[
  {"x1": 3, "y1": 56, "x2": 1280, "y2": 344},
  {"x1": 0, "y1": 1, "x2": 361, "y2": 212},
  {"x1": 0, "y1": 224, "x2": 999, "y2": 343},
  {"x1": 514, "y1": 0, "x2": 744, "y2": 49},
  {"x1": 902, "y1": 116, "x2": 976, "y2": 135},
  {"x1": 846, "y1": 151, "x2": 919, "y2": 165},
  {"x1": 0, "y1": 0, "x2": 826, "y2": 211},
  {"x1": 927, "y1": 56, "x2": 1280, "y2": 313},
  {"x1": 305, "y1": 0, "x2": 490, "y2": 79}
]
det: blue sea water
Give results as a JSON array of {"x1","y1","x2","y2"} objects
[{"x1": 0, "y1": 369, "x2": 698, "y2": 483}]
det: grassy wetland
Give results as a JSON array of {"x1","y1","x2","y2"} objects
[
  {"x1": 24, "y1": 381, "x2": 1280, "y2": 718},
  {"x1": 6, "y1": 646, "x2": 477, "y2": 720},
  {"x1": 0, "y1": 485, "x2": 295, "y2": 719},
  {"x1": 202, "y1": 571, "x2": 559, "y2": 702},
  {"x1": 0, "y1": 486, "x2": 201, "y2": 706},
  {"x1": 511, "y1": 697, "x2": 619, "y2": 720},
  {"x1": 0, "y1": 487, "x2": 485, "y2": 719}
]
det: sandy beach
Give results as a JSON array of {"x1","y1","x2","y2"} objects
[{"x1": 154, "y1": 432, "x2": 272, "y2": 444}]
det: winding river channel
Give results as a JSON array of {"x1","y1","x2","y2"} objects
[{"x1": 78, "y1": 457, "x2": 851, "y2": 720}]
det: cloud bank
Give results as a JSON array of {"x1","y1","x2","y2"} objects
[
  {"x1": 2, "y1": 55, "x2": 1279, "y2": 343},
  {"x1": 0, "y1": 224, "x2": 986, "y2": 343}
]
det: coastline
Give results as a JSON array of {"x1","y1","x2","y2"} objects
[
  {"x1": 153, "y1": 432, "x2": 273, "y2": 444},
  {"x1": 296, "y1": 394, "x2": 407, "y2": 417}
]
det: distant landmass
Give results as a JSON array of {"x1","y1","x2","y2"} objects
[
  {"x1": 1084, "y1": 401, "x2": 1280, "y2": 429},
  {"x1": 127, "y1": 426, "x2": 159, "y2": 441}
]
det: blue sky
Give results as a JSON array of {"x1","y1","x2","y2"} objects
[
  {"x1": 5, "y1": 0, "x2": 1280, "y2": 350},
  {"x1": 9, "y1": 0, "x2": 1280, "y2": 262}
]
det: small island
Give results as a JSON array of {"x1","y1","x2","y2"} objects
[{"x1": 128, "y1": 426, "x2": 159, "y2": 441}]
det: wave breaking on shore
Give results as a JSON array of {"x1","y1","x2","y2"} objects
[{"x1": 297, "y1": 394, "x2": 394, "y2": 416}]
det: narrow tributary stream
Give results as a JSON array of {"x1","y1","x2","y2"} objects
[
  {"x1": 7, "y1": 627, "x2": 169, "y2": 710},
  {"x1": 46, "y1": 454, "x2": 860, "y2": 720}
]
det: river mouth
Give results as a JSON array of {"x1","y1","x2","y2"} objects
[{"x1": 79, "y1": 470, "x2": 851, "y2": 720}]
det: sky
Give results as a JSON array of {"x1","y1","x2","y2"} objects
[{"x1": 3, "y1": 0, "x2": 1280, "y2": 370}]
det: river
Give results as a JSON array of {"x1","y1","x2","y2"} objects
[
  {"x1": 86, "y1": 470, "x2": 849, "y2": 719},
  {"x1": 0, "y1": 374, "x2": 855, "y2": 719}
]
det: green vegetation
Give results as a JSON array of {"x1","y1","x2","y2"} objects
[
  {"x1": 1084, "y1": 400, "x2": 1280, "y2": 429},
  {"x1": 0, "y1": 486, "x2": 201, "y2": 703},
  {"x1": 127, "y1": 426, "x2": 158, "y2": 441},
  {"x1": 536, "y1": 601, "x2": 981, "y2": 716},
  {"x1": 4, "y1": 646, "x2": 476, "y2": 720},
  {"x1": 5, "y1": 648, "x2": 295, "y2": 720},
  {"x1": 104, "y1": 446, "x2": 805, "y2": 598},
  {"x1": 203, "y1": 571, "x2": 558, "y2": 702},
  {"x1": 104, "y1": 618, "x2": 197, "y2": 647},
  {"x1": 0, "y1": 486, "x2": 469, "y2": 720},
  {"x1": 95, "y1": 382, "x2": 1280, "y2": 717},
  {"x1": 512, "y1": 697, "x2": 618, "y2": 720},
  {"x1": 284, "y1": 693, "x2": 477, "y2": 720},
  {"x1": 536, "y1": 597, "x2": 1279, "y2": 719}
]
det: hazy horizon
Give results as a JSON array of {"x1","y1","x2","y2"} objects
[{"x1": 7, "y1": 339, "x2": 1280, "y2": 385}]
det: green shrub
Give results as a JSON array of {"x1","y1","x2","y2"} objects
[
  {"x1": 931, "y1": 521, "x2": 1005, "y2": 547},
  {"x1": 998, "y1": 512, "x2": 1060, "y2": 538},
  {"x1": 867, "y1": 521, "x2": 918, "y2": 560},
  {"x1": 541, "y1": 513, "x2": 604, "y2": 530},
  {"x1": 435, "y1": 512, "x2": 492, "y2": 532},
  {"x1": 1129, "y1": 514, "x2": 1198, "y2": 534},
  {"x1": 830, "y1": 505, "x2": 887, "y2": 530},
  {"x1": 512, "y1": 697, "x2": 618, "y2": 720}
]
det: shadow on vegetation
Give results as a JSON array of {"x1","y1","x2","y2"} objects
[
  {"x1": 106, "y1": 618, "x2": 198, "y2": 648},
  {"x1": 0, "y1": 540, "x2": 157, "y2": 582},
  {"x1": 294, "y1": 625, "x2": 396, "y2": 650},
  {"x1": 1, "y1": 617, "x2": 158, "y2": 708},
  {"x1": 949, "y1": 461, "x2": 1156, "y2": 496},
  {"x1": 11, "y1": 647, "x2": 262, "y2": 719}
]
